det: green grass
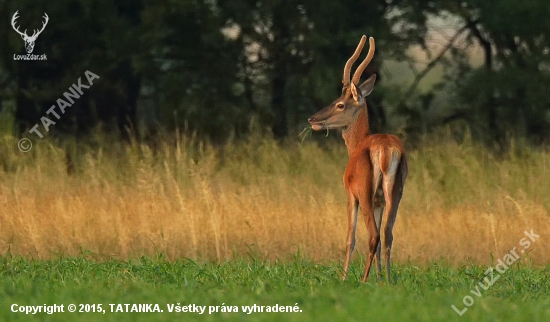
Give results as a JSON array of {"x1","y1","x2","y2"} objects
[
  {"x1": 1, "y1": 132, "x2": 550, "y2": 321},
  {"x1": 1, "y1": 256, "x2": 549, "y2": 321}
]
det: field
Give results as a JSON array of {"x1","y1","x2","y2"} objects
[
  {"x1": 0, "y1": 130, "x2": 549, "y2": 321},
  {"x1": 1, "y1": 257, "x2": 549, "y2": 321}
]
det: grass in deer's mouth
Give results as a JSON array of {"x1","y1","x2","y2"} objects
[
  {"x1": 299, "y1": 126, "x2": 313, "y2": 145},
  {"x1": 300, "y1": 122, "x2": 329, "y2": 143}
]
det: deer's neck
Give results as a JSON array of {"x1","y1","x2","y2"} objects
[{"x1": 342, "y1": 107, "x2": 370, "y2": 156}]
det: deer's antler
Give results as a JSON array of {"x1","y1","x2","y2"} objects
[
  {"x1": 32, "y1": 13, "x2": 49, "y2": 38},
  {"x1": 352, "y1": 37, "x2": 375, "y2": 85},
  {"x1": 11, "y1": 11, "x2": 48, "y2": 40},
  {"x1": 11, "y1": 11, "x2": 27, "y2": 38},
  {"x1": 342, "y1": 36, "x2": 367, "y2": 86}
]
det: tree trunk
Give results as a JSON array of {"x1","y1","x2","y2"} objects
[{"x1": 271, "y1": 73, "x2": 288, "y2": 138}]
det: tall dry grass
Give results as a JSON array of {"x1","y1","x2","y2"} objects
[{"x1": 0, "y1": 131, "x2": 548, "y2": 265}]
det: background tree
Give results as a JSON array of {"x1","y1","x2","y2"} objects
[
  {"x1": 0, "y1": 0, "x2": 549, "y2": 146},
  {"x1": 2, "y1": 0, "x2": 142, "y2": 139},
  {"x1": 398, "y1": 0, "x2": 550, "y2": 146}
]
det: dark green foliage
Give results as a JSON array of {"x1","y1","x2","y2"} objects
[{"x1": 0, "y1": 0, "x2": 549, "y2": 145}]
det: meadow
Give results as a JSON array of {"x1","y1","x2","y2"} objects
[
  {"x1": 1, "y1": 256, "x2": 550, "y2": 321},
  {"x1": 0, "y1": 130, "x2": 549, "y2": 321}
]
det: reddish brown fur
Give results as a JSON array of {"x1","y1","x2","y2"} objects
[
  {"x1": 339, "y1": 108, "x2": 408, "y2": 283},
  {"x1": 308, "y1": 36, "x2": 407, "y2": 283},
  {"x1": 344, "y1": 134, "x2": 405, "y2": 191}
]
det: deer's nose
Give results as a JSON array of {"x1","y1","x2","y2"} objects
[{"x1": 308, "y1": 117, "x2": 316, "y2": 123}]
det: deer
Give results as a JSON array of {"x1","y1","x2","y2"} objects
[
  {"x1": 308, "y1": 36, "x2": 407, "y2": 283},
  {"x1": 11, "y1": 10, "x2": 49, "y2": 54}
]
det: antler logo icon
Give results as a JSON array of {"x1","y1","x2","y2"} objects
[{"x1": 11, "y1": 11, "x2": 49, "y2": 54}]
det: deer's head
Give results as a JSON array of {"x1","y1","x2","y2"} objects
[
  {"x1": 11, "y1": 11, "x2": 49, "y2": 54},
  {"x1": 308, "y1": 36, "x2": 376, "y2": 131}
]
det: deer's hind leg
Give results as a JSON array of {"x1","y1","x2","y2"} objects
[
  {"x1": 381, "y1": 152, "x2": 407, "y2": 283},
  {"x1": 342, "y1": 192, "x2": 359, "y2": 281}
]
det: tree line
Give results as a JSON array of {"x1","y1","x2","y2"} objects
[{"x1": 0, "y1": 0, "x2": 549, "y2": 146}]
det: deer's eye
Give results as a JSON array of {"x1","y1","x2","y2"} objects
[{"x1": 335, "y1": 103, "x2": 345, "y2": 110}]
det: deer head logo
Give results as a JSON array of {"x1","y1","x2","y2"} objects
[{"x1": 11, "y1": 11, "x2": 49, "y2": 54}]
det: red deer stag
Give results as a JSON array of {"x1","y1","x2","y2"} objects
[{"x1": 308, "y1": 36, "x2": 407, "y2": 282}]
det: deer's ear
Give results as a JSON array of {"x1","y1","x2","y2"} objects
[
  {"x1": 359, "y1": 74, "x2": 376, "y2": 97},
  {"x1": 350, "y1": 83, "x2": 361, "y2": 102}
]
